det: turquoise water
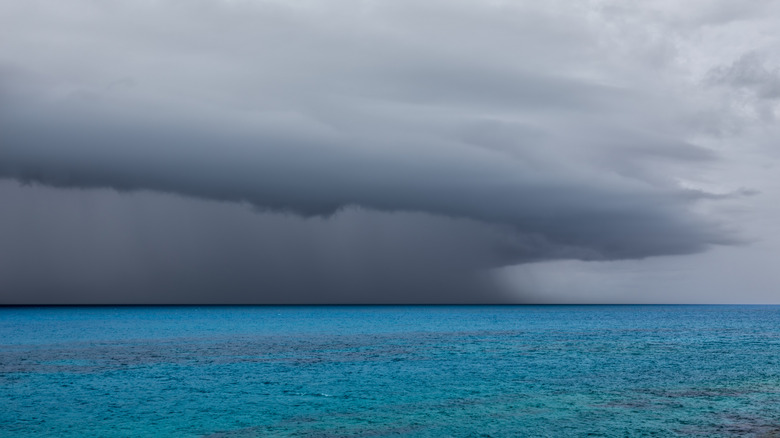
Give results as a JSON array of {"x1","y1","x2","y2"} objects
[{"x1": 3, "y1": 305, "x2": 780, "y2": 437}]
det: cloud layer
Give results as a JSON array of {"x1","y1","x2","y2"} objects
[{"x1": 1, "y1": 0, "x2": 770, "y2": 303}]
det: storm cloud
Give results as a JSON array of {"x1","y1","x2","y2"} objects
[{"x1": 1, "y1": 0, "x2": 770, "y2": 303}]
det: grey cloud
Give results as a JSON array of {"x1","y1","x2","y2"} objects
[
  {"x1": 0, "y1": 95, "x2": 733, "y2": 263},
  {"x1": 0, "y1": 0, "x2": 750, "y2": 303},
  {"x1": 709, "y1": 52, "x2": 780, "y2": 100}
]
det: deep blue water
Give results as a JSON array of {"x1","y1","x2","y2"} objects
[{"x1": 3, "y1": 305, "x2": 780, "y2": 437}]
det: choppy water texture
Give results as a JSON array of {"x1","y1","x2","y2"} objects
[{"x1": 3, "y1": 306, "x2": 780, "y2": 437}]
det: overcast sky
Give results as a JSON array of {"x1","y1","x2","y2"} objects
[{"x1": 1, "y1": 0, "x2": 779, "y2": 304}]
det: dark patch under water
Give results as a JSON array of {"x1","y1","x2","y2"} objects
[{"x1": 3, "y1": 305, "x2": 780, "y2": 437}]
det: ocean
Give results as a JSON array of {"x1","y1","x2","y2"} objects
[{"x1": 2, "y1": 305, "x2": 780, "y2": 437}]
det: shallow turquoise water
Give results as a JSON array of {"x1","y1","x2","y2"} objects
[{"x1": 3, "y1": 305, "x2": 780, "y2": 437}]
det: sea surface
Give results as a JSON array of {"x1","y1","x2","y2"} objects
[{"x1": 3, "y1": 305, "x2": 780, "y2": 437}]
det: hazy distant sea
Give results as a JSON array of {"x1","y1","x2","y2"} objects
[{"x1": 3, "y1": 306, "x2": 780, "y2": 437}]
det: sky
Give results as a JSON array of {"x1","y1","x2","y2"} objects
[{"x1": 1, "y1": 0, "x2": 779, "y2": 304}]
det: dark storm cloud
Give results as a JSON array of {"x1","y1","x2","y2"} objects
[
  {"x1": 0, "y1": 97, "x2": 732, "y2": 262},
  {"x1": 0, "y1": 0, "x2": 751, "y2": 303}
]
